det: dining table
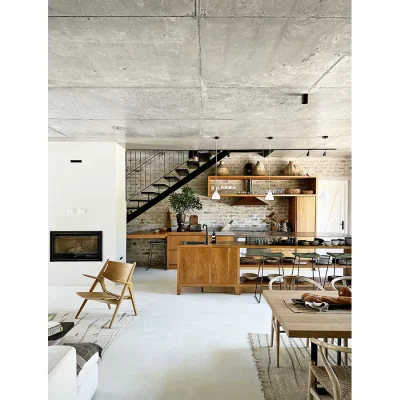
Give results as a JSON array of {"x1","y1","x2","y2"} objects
[{"x1": 262, "y1": 290, "x2": 351, "y2": 365}]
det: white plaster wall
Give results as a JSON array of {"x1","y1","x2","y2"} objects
[{"x1": 48, "y1": 142, "x2": 126, "y2": 285}]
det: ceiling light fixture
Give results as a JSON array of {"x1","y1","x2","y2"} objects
[
  {"x1": 301, "y1": 94, "x2": 308, "y2": 104},
  {"x1": 212, "y1": 136, "x2": 221, "y2": 200},
  {"x1": 323, "y1": 150, "x2": 327, "y2": 156},
  {"x1": 306, "y1": 150, "x2": 310, "y2": 156},
  {"x1": 265, "y1": 136, "x2": 274, "y2": 201}
]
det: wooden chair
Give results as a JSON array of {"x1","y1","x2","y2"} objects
[
  {"x1": 76, "y1": 259, "x2": 137, "y2": 328},
  {"x1": 308, "y1": 338, "x2": 352, "y2": 400},
  {"x1": 269, "y1": 275, "x2": 326, "y2": 367},
  {"x1": 331, "y1": 276, "x2": 352, "y2": 292}
]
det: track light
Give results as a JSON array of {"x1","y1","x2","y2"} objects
[
  {"x1": 323, "y1": 150, "x2": 326, "y2": 156},
  {"x1": 306, "y1": 150, "x2": 310, "y2": 156},
  {"x1": 301, "y1": 94, "x2": 308, "y2": 104}
]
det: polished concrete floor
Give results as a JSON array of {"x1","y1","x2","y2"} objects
[{"x1": 48, "y1": 267, "x2": 271, "y2": 400}]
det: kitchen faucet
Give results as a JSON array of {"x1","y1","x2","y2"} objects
[{"x1": 203, "y1": 224, "x2": 208, "y2": 244}]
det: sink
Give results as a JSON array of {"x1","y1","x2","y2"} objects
[{"x1": 180, "y1": 241, "x2": 205, "y2": 245}]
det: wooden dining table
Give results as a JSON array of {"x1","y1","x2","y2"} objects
[{"x1": 263, "y1": 290, "x2": 351, "y2": 365}]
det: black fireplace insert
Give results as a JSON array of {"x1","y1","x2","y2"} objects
[{"x1": 50, "y1": 231, "x2": 102, "y2": 262}]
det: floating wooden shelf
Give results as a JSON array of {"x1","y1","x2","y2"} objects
[{"x1": 209, "y1": 176, "x2": 317, "y2": 180}]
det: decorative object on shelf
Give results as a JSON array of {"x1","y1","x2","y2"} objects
[
  {"x1": 252, "y1": 161, "x2": 266, "y2": 176},
  {"x1": 262, "y1": 211, "x2": 278, "y2": 231},
  {"x1": 301, "y1": 190, "x2": 314, "y2": 194},
  {"x1": 284, "y1": 188, "x2": 301, "y2": 194},
  {"x1": 282, "y1": 161, "x2": 302, "y2": 176},
  {"x1": 265, "y1": 137, "x2": 274, "y2": 200},
  {"x1": 242, "y1": 273, "x2": 258, "y2": 281},
  {"x1": 244, "y1": 162, "x2": 253, "y2": 175},
  {"x1": 216, "y1": 160, "x2": 230, "y2": 176},
  {"x1": 166, "y1": 209, "x2": 172, "y2": 232},
  {"x1": 168, "y1": 185, "x2": 203, "y2": 232},
  {"x1": 189, "y1": 215, "x2": 198, "y2": 225},
  {"x1": 189, "y1": 224, "x2": 202, "y2": 232},
  {"x1": 212, "y1": 136, "x2": 221, "y2": 200}
]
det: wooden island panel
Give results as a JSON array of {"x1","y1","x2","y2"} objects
[
  {"x1": 179, "y1": 247, "x2": 210, "y2": 285},
  {"x1": 210, "y1": 247, "x2": 239, "y2": 285}
]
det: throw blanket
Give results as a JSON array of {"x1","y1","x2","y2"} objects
[{"x1": 63, "y1": 342, "x2": 102, "y2": 376}]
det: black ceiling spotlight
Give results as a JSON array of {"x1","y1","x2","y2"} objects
[
  {"x1": 323, "y1": 150, "x2": 327, "y2": 156},
  {"x1": 306, "y1": 150, "x2": 310, "y2": 156},
  {"x1": 301, "y1": 93, "x2": 308, "y2": 104}
]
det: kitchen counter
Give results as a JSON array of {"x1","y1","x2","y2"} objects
[{"x1": 177, "y1": 241, "x2": 351, "y2": 295}]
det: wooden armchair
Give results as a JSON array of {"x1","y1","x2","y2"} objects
[
  {"x1": 308, "y1": 338, "x2": 352, "y2": 400},
  {"x1": 76, "y1": 259, "x2": 137, "y2": 328}
]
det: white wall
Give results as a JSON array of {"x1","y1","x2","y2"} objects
[{"x1": 48, "y1": 142, "x2": 126, "y2": 285}]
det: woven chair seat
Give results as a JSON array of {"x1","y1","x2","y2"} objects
[{"x1": 310, "y1": 365, "x2": 352, "y2": 400}]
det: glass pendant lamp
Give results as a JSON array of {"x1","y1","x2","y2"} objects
[
  {"x1": 265, "y1": 136, "x2": 274, "y2": 201},
  {"x1": 212, "y1": 136, "x2": 221, "y2": 200}
]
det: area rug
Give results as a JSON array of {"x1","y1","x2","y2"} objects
[
  {"x1": 48, "y1": 312, "x2": 133, "y2": 354},
  {"x1": 248, "y1": 333, "x2": 351, "y2": 400}
]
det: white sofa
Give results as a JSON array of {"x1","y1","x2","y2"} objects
[{"x1": 48, "y1": 346, "x2": 99, "y2": 400}]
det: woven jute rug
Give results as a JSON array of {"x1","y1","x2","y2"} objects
[
  {"x1": 48, "y1": 312, "x2": 133, "y2": 353},
  {"x1": 248, "y1": 333, "x2": 351, "y2": 400}
]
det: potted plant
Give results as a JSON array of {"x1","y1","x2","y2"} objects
[
  {"x1": 168, "y1": 185, "x2": 203, "y2": 231},
  {"x1": 262, "y1": 211, "x2": 278, "y2": 232}
]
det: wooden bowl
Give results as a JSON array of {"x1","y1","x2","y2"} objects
[
  {"x1": 242, "y1": 273, "x2": 259, "y2": 281},
  {"x1": 301, "y1": 190, "x2": 314, "y2": 194},
  {"x1": 285, "y1": 188, "x2": 301, "y2": 194}
]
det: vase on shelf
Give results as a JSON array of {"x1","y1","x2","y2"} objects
[
  {"x1": 243, "y1": 162, "x2": 253, "y2": 175},
  {"x1": 176, "y1": 213, "x2": 186, "y2": 232},
  {"x1": 282, "y1": 161, "x2": 302, "y2": 176},
  {"x1": 216, "y1": 161, "x2": 230, "y2": 176},
  {"x1": 252, "y1": 161, "x2": 266, "y2": 176}
]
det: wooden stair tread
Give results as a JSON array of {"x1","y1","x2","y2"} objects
[
  {"x1": 164, "y1": 176, "x2": 179, "y2": 180},
  {"x1": 152, "y1": 183, "x2": 169, "y2": 188}
]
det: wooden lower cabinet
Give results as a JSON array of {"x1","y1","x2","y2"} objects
[
  {"x1": 167, "y1": 234, "x2": 234, "y2": 270},
  {"x1": 177, "y1": 246, "x2": 240, "y2": 294}
]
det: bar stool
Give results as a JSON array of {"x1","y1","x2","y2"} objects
[
  {"x1": 324, "y1": 253, "x2": 352, "y2": 287},
  {"x1": 147, "y1": 241, "x2": 167, "y2": 271},
  {"x1": 254, "y1": 252, "x2": 285, "y2": 303},
  {"x1": 291, "y1": 252, "x2": 321, "y2": 286}
]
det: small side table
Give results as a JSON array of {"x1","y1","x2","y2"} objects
[{"x1": 48, "y1": 322, "x2": 75, "y2": 345}]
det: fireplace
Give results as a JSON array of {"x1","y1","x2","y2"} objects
[{"x1": 50, "y1": 231, "x2": 102, "y2": 262}]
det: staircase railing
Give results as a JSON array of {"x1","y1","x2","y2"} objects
[{"x1": 126, "y1": 150, "x2": 189, "y2": 201}]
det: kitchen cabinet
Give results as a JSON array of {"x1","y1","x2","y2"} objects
[
  {"x1": 289, "y1": 197, "x2": 316, "y2": 239},
  {"x1": 167, "y1": 232, "x2": 234, "y2": 270}
]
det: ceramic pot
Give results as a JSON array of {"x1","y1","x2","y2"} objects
[
  {"x1": 216, "y1": 161, "x2": 230, "y2": 176},
  {"x1": 282, "y1": 161, "x2": 302, "y2": 176},
  {"x1": 176, "y1": 213, "x2": 186, "y2": 232},
  {"x1": 243, "y1": 162, "x2": 253, "y2": 175},
  {"x1": 252, "y1": 161, "x2": 266, "y2": 176}
]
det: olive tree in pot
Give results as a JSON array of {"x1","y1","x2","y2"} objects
[{"x1": 168, "y1": 185, "x2": 202, "y2": 232}]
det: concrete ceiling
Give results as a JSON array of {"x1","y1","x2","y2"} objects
[{"x1": 48, "y1": 0, "x2": 351, "y2": 157}]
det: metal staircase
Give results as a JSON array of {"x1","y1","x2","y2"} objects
[{"x1": 126, "y1": 150, "x2": 229, "y2": 223}]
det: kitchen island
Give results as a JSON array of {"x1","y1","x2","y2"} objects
[{"x1": 177, "y1": 241, "x2": 351, "y2": 295}]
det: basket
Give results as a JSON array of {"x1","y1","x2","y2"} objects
[
  {"x1": 301, "y1": 190, "x2": 314, "y2": 194},
  {"x1": 285, "y1": 188, "x2": 301, "y2": 194}
]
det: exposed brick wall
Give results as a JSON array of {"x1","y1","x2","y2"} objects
[{"x1": 127, "y1": 153, "x2": 351, "y2": 264}]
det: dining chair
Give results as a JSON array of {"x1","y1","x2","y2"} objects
[
  {"x1": 308, "y1": 338, "x2": 351, "y2": 400},
  {"x1": 269, "y1": 275, "x2": 326, "y2": 367},
  {"x1": 330, "y1": 276, "x2": 352, "y2": 291},
  {"x1": 76, "y1": 259, "x2": 137, "y2": 328}
]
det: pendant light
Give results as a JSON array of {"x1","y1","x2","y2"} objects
[
  {"x1": 265, "y1": 136, "x2": 274, "y2": 201},
  {"x1": 212, "y1": 136, "x2": 221, "y2": 200}
]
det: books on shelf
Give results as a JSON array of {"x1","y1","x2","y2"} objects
[{"x1": 48, "y1": 321, "x2": 63, "y2": 337}]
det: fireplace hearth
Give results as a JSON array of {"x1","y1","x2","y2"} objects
[{"x1": 50, "y1": 231, "x2": 102, "y2": 262}]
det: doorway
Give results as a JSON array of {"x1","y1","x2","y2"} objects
[{"x1": 317, "y1": 180, "x2": 350, "y2": 235}]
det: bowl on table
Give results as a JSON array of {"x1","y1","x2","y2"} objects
[
  {"x1": 323, "y1": 240, "x2": 331, "y2": 246},
  {"x1": 331, "y1": 240, "x2": 340, "y2": 246},
  {"x1": 242, "y1": 273, "x2": 259, "y2": 281},
  {"x1": 338, "y1": 240, "x2": 345, "y2": 245},
  {"x1": 309, "y1": 240, "x2": 320, "y2": 246}
]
